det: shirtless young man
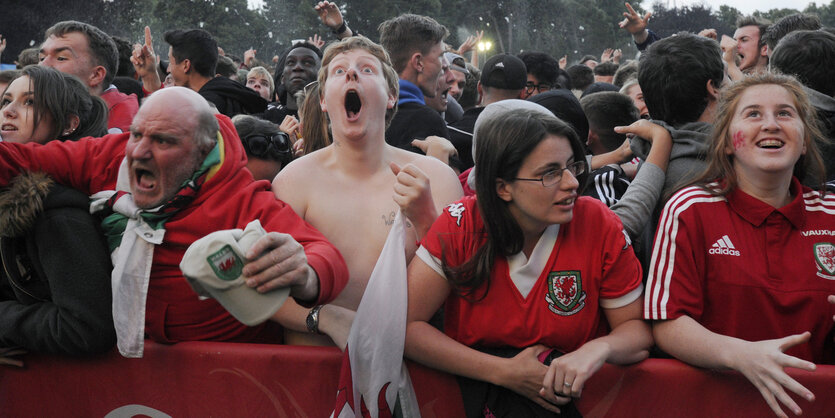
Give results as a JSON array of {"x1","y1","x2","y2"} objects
[{"x1": 271, "y1": 36, "x2": 463, "y2": 347}]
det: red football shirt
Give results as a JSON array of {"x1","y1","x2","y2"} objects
[
  {"x1": 646, "y1": 178, "x2": 835, "y2": 363},
  {"x1": 101, "y1": 87, "x2": 139, "y2": 134},
  {"x1": 419, "y1": 196, "x2": 642, "y2": 353}
]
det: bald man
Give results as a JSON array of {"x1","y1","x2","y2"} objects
[{"x1": 0, "y1": 87, "x2": 347, "y2": 356}]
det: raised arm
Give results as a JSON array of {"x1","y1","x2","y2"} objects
[
  {"x1": 315, "y1": 1, "x2": 354, "y2": 39},
  {"x1": 131, "y1": 26, "x2": 162, "y2": 94},
  {"x1": 390, "y1": 156, "x2": 463, "y2": 242},
  {"x1": 609, "y1": 120, "x2": 672, "y2": 239}
]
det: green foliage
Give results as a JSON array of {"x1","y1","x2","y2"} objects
[
  {"x1": 805, "y1": 1, "x2": 835, "y2": 27},
  {"x1": 649, "y1": 2, "x2": 734, "y2": 38},
  {"x1": 753, "y1": 8, "x2": 803, "y2": 23}
]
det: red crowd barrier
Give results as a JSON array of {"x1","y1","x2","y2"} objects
[{"x1": 1, "y1": 341, "x2": 833, "y2": 417}]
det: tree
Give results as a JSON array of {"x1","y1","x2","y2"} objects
[
  {"x1": 753, "y1": 8, "x2": 801, "y2": 23},
  {"x1": 715, "y1": 5, "x2": 742, "y2": 30},
  {"x1": 649, "y1": 2, "x2": 734, "y2": 38}
]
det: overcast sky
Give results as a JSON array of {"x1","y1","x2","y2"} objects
[{"x1": 658, "y1": 0, "x2": 816, "y2": 15}]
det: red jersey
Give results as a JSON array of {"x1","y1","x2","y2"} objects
[
  {"x1": 646, "y1": 179, "x2": 835, "y2": 363},
  {"x1": 101, "y1": 87, "x2": 139, "y2": 133},
  {"x1": 419, "y1": 196, "x2": 642, "y2": 353}
]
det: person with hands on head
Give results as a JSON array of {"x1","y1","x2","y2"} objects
[
  {"x1": 646, "y1": 73, "x2": 834, "y2": 418},
  {"x1": 405, "y1": 103, "x2": 651, "y2": 416},
  {"x1": 269, "y1": 36, "x2": 462, "y2": 348}
]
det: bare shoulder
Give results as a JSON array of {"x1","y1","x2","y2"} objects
[
  {"x1": 272, "y1": 147, "x2": 334, "y2": 216},
  {"x1": 390, "y1": 147, "x2": 463, "y2": 204},
  {"x1": 392, "y1": 147, "x2": 457, "y2": 182}
]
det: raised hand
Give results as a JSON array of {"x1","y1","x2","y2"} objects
[
  {"x1": 390, "y1": 162, "x2": 437, "y2": 238},
  {"x1": 698, "y1": 28, "x2": 718, "y2": 40},
  {"x1": 612, "y1": 48, "x2": 623, "y2": 64},
  {"x1": 244, "y1": 48, "x2": 256, "y2": 68},
  {"x1": 130, "y1": 26, "x2": 161, "y2": 92},
  {"x1": 315, "y1": 1, "x2": 344, "y2": 31},
  {"x1": 619, "y1": 2, "x2": 651, "y2": 35},
  {"x1": 308, "y1": 34, "x2": 325, "y2": 49},
  {"x1": 458, "y1": 30, "x2": 484, "y2": 55}
]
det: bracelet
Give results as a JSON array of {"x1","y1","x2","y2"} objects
[
  {"x1": 332, "y1": 21, "x2": 347, "y2": 35},
  {"x1": 306, "y1": 305, "x2": 323, "y2": 334}
]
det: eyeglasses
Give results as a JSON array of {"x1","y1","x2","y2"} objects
[
  {"x1": 242, "y1": 132, "x2": 292, "y2": 160},
  {"x1": 525, "y1": 82, "x2": 552, "y2": 94},
  {"x1": 514, "y1": 161, "x2": 585, "y2": 187}
]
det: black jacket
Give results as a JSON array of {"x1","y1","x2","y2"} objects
[
  {"x1": 386, "y1": 102, "x2": 450, "y2": 155},
  {"x1": 0, "y1": 172, "x2": 115, "y2": 355},
  {"x1": 199, "y1": 76, "x2": 268, "y2": 118}
]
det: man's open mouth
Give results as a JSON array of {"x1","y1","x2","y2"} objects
[
  {"x1": 134, "y1": 168, "x2": 157, "y2": 191},
  {"x1": 345, "y1": 89, "x2": 362, "y2": 120}
]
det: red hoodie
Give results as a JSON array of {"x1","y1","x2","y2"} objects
[{"x1": 0, "y1": 114, "x2": 348, "y2": 343}]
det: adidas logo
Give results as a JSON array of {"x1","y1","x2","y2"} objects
[{"x1": 709, "y1": 235, "x2": 740, "y2": 256}]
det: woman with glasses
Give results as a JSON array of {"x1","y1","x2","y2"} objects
[
  {"x1": 232, "y1": 115, "x2": 294, "y2": 181},
  {"x1": 405, "y1": 106, "x2": 651, "y2": 416}
]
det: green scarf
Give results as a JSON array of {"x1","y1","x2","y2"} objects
[{"x1": 100, "y1": 143, "x2": 221, "y2": 251}]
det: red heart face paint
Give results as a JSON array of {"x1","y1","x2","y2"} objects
[{"x1": 732, "y1": 130, "x2": 745, "y2": 151}]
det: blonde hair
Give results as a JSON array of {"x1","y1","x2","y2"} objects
[
  {"x1": 694, "y1": 72, "x2": 826, "y2": 195},
  {"x1": 246, "y1": 66, "x2": 274, "y2": 98},
  {"x1": 317, "y1": 36, "x2": 399, "y2": 128}
]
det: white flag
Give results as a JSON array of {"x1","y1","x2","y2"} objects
[{"x1": 333, "y1": 211, "x2": 420, "y2": 417}]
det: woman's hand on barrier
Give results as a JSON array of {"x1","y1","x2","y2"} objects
[
  {"x1": 542, "y1": 340, "x2": 609, "y2": 399},
  {"x1": 729, "y1": 332, "x2": 816, "y2": 418},
  {"x1": 496, "y1": 345, "x2": 569, "y2": 413}
]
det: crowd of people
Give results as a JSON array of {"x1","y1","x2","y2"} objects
[{"x1": 0, "y1": 1, "x2": 834, "y2": 416}]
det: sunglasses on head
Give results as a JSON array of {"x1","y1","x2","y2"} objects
[{"x1": 242, "y1": 132, "x2": 292, "y2": 160}]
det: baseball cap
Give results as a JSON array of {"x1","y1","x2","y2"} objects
[
  {"x1": 444, "y1": 52, "x2": 469, "y2": 74},
  {"x1": 480, "y1": 54, "x2": 527, "y2": 90},
  {"x1": 180, "y1": 220, "x2": 290, "y2": 326}
]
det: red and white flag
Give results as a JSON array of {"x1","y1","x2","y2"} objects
[{"x1": 333, "y1": 211, "x2": 420, "y2": 417}]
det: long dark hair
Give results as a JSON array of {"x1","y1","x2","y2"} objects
[
  {"x1": 20, "y1": 66, "x2": 108, "y2": 142},
  {"x1": 442, "y1": 109, "x2": 588, "y2": 298}
]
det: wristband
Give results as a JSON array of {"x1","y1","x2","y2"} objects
[
  {"x1": 332, "y1": 21, "x2": 347, "y2": 35},
  {"x1": 306, "y1": 305, "x2": 323, "y2": 334}
]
